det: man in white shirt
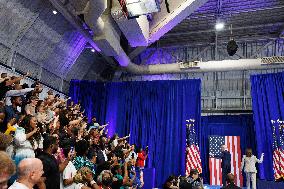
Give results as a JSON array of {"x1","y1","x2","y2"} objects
[
  {"x1": 9, "y1": 158, "x2": 44, "y2": 189},
  {"x1": 62, "y1": 147, "x2": 77, "y2": 189}
]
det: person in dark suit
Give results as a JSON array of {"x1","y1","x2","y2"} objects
[
  {"x1": 209, "y1": 145, "x2": 231, "y2": 186},
  {"x1": 220, "y1": 145, "x2": 231, "y2": 186},
  {"x1": 222, "y1": 173, "x2": 241, "y2": 189},
  {"x1": 179, "y1": 176, "x2": 192, "y2": 189}
]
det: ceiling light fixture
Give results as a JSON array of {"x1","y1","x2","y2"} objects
[
  {"x1": 215, "y1": 22, "x2": 224, "y2": 31},
  {"x1": 91, "y1": 49, "x2": 95, "y2": 53},
  {"x1": 52, "y1": 10, "x2": 57, "y2": 15}
]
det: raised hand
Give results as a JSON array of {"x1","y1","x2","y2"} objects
[{"x1": 25, "y1": 72, "x2": 31, "y2": 77}]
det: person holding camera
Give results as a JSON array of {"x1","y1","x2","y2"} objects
[
  {"x1": 210, "y1": 145, "x2": 231, "y2": 187},
  {"x1": 163, "y1": 175, "x2": 180, "y2": 189},
  {"x1": 187, "y1": 169, "x2": 203, "y2": 188}
]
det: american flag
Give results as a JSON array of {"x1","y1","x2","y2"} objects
[
  {"x1": 209, "y1": 135, "x2": 243, "y2": 186},
  {"x1": 186, "y1": 119, "x2": 202, "y2": 176},
  {"x1": 271, "y1": 119, "x2": 284, "y2": 179}
]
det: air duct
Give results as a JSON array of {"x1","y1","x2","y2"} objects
[
  {"x1": 111, "y1": 1, "x2": 149, "y2": 47},
  {"x1": 83, "y1": 0, "x2": 107, "y2": 35},
  {"x1": 82, "y1": 0, "x2": 126, "y2": 59},
  {"x1": 124, "y1": 59, "x2": 284, "y2": 75}
]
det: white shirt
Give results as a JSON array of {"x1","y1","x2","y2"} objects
[
  {"x1": 8, "y1": 181, "x2": 30, "y2": 189},
  {"x1": 63, "y1": 161, "x2": 77, "y2": 189},
  {"x1": 14, "y1": 127, "x2": 35, "y2": 158},
  {"x1": 241, "y1": 154, "x2": 264, "y2": 173},
  {"x1": 111, "y1": 139, "x2": 118, "y2": 148},
  {"x1": 102, "y1": 149, "x2": 108, "y2": 161},
  {"x1": 5, "y1": 88, "x2": 34, "y2": 105},
  {"x1": 75, "y1": 183, "x2": 84, "y2": 189},
  {"x1": 125, "y1": 151, "x2": 137, "y2": 162}
]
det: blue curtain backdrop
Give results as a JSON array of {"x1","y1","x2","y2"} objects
[
  {"x1": 250, "y1": 72, "x2": 284, "y2": 180},
  {"x1": 69, "y1": 79, "x2": 201, "y2": 187},
  {"x1": 200, "y1": 115, "x2": 256, "y2": 184}
]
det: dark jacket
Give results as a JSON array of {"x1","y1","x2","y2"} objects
[
  {"x1": 221, "y1": 150, "x2": 231, "y2": 169},
  {"x1": 179, "y1": 178, "x2": 193, "y2": 189},
  {"x1": 37, "y1": 152, "x2": 60, "y2": 189}
]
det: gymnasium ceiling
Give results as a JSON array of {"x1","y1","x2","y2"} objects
[
  {"x1": 0, "y1": 0, "x2": 283, "y2": 88},
  {"x1": 158, "y1": 0, "x2": 284, "y2": 47}
]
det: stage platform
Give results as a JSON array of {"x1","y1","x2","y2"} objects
[
  {"x1": 203, "y1": 185, "x2": 244, "y2": 189},
  {"x1": 193, "y1": 180, "x2": 284, "y2": 189},
  {"x1": 143, "y1": 169, "x2": 284, "y2": 189}
]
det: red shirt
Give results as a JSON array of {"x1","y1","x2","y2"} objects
[{"x1": 136, "y1": 151, "x2": 146, "y2": 167}]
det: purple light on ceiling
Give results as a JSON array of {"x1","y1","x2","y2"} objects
[
  {"x1": 114, "y1": 52, "x2": 131, "y2": 67},
  {"x1": 43, "y1": 31, "x2": 88, "y2": 76},
  {"x1": 57, "y1": 31, "x2": 87, "y2": 75},
  {"x1": 138, "y1": 47, "x2": 181, "y2": 65}
]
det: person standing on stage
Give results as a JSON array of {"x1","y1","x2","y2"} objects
[
  {"x1": 210, "y1": 145, "x2": 231, "y2": 186},
  {"x1": 211, "y1": 145, "x2": 231, "y2": 186},
  {"x1": 220, "y1": 145, "x2": 231, "y2": 186},
  {"x1": 241, "y1": 148, "x2": 264, "y2": 189}
]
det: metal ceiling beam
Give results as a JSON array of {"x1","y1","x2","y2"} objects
[
  {"x1": 5, "y1": 14, "x2": 39, "y2": 67},
  {"x1": 128, "y1": 47, "x2": 147, "y2": 60},
  {"x1": 187, "y1": 5, "x2": 284, "y2": 19},
  {"x1": 250, "y1": 41, "x2": 275, "y2": 58},
  {"x1": 157, "y1": 36, "x2": 279, "y2": 48},
  {"x1": 165, "y1": 22, "x2": 284, "y2": 37}
]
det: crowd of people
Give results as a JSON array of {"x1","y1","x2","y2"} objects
[{"x1": 0, "y1": 72, "x2": 148, "y2": 189}]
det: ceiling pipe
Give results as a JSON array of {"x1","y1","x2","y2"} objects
[
  {"x1": 84, "y1": 0, "x2": 106, "y2": 36},
  {"x1": 123, "y1": 59, "x2": 284, "y2": 75}
]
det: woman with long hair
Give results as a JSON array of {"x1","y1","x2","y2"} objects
[
  {"x1": 9, "y1": 115, "x2": 43, "y2": 183},
  {"x1": 241, "y1": 148, "x2": 264, "y2": 189},
  {"x1": 14, "y1": 115, "x2": 43, "y2": 162}
]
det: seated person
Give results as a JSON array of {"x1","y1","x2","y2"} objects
[{"x1": 222, "y1": 173, "x2": 241, "y2": 189}]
